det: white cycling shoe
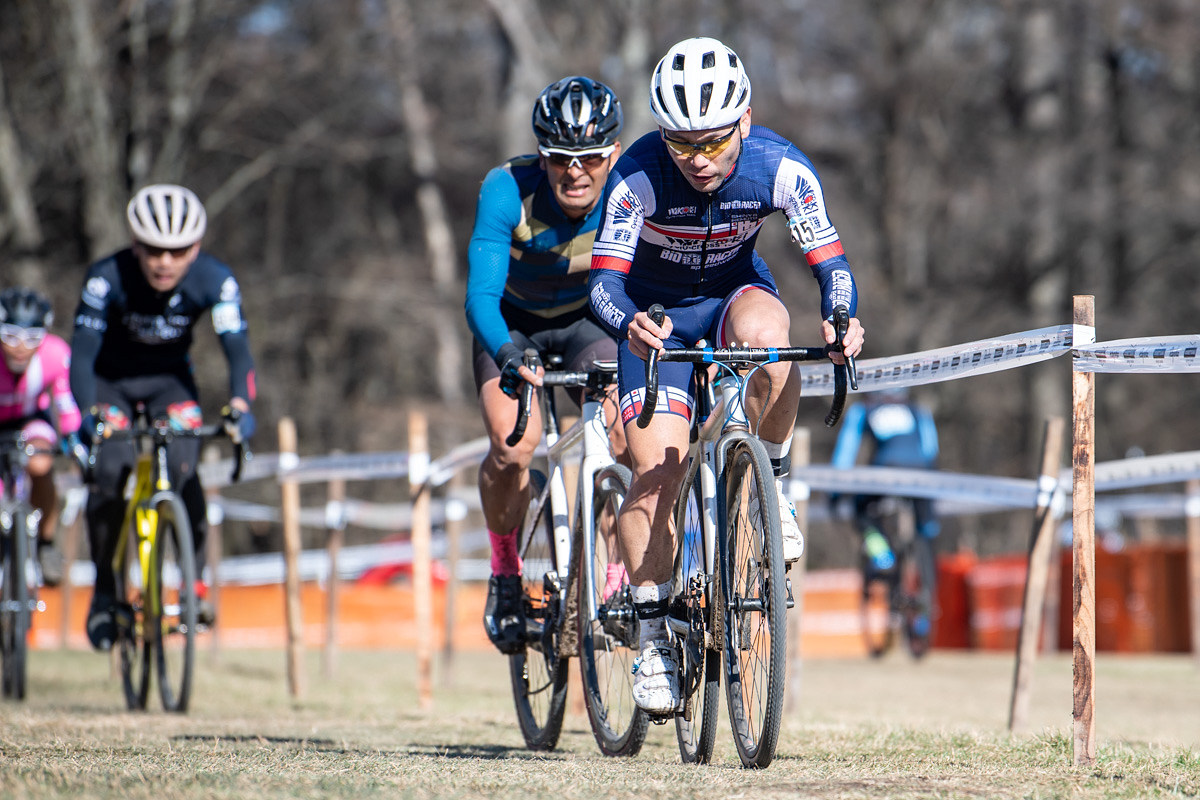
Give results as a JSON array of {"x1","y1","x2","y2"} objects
[
  {"x1": 776, "y1": 479, "x2": 805, "y2": 565},
  {"x1": 631, "y1": 641, "x2": 681, "y2": 714}
]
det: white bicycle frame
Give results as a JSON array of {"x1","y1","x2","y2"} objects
[
  {"x1": 520, "y1": 376, "x2": 617, "y2": 627},
  {"x1": 667, "y1": 377, "x2": 755, "y2": 642}
]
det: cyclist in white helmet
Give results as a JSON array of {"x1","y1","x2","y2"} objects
[
  {"x1": 588, "y1": 37, "x2": 865, "y2": 713},
  {"x1": 70, "y1": 183, "x2": 256, "y2": 650}
]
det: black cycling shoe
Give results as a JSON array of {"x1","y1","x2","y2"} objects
[
  {"x1": 37, "y1": 541, "x2": 64, "y2": 587},
  {"x1": 483, "y1": 575, "x2": 525, "y2": 655},
  {"x1": 86, "y1": 594, "x2": 116, "y2": 651}
]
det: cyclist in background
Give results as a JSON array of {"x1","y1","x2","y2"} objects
[
  {"x1": 70, "y1": 183, "x2": 256, "y2": 651},
  {"x1": 588, "y1": 36, "x2": 864, "y2": 713},
  {"x1": 0, "y1": 288, "x2": 81, "y2": 587},
  {"x1": 465, "y1": 76, "x2": 626, "y2": 655},
  {"x1": 831, "y1": 386, "x2": 940, "y2": 575}
]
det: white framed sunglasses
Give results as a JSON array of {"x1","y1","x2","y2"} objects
[
  {"x1": 0, "y1": 324, "x2": 46, "y2": 349},
  {"x1": 538, "y1": 145, "x2": 617, "y2": 170}
]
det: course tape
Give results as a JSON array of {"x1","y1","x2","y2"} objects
[
  {"x1": 1073, "y1": 335, "x2": 1200, "y2": 373},
  {"x1": 797, "y1": 325, "x2": 1074, "y2": 396}
]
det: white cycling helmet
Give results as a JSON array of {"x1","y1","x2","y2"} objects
[
  {"x1": 649, "y1": 37, "x2": 751, "y2": 132},
  {"x1": 126, "y1": 183, "x2": 207, "y2": 249}
]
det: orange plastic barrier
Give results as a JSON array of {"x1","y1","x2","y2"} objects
[{"x1": 30, "y1": 543, "x2": 1193, "y2": 655}]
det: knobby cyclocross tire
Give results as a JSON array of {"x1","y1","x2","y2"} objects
[
  {"x1": 1, "y1": 506, "x2": 31, "y2": 700},
  {"x1": 722, "y1": 439, "x2": 787, "y2": 769},
  {"x1": 901, "y1": 534, "x2": 937, "y2": 660},
  {"x1": 508, "y1": 470, "x2": 570, "y2": 750},
  {"x1": 674, "y1": 468, "x2": 721, "y2": 765},
  {"x1": 152, "y1": 494, "x2": 197, "y2": 712},
  {"x1": 578, "y1": 463, "x2": 647, "y2": 757},
  {"x1": 117, "y1": 513, "x2": 152, "y2": 711}
]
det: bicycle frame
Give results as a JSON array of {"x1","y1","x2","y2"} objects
[
  {"x1": 111, "y1": 439, "x2": 176, "y2": 623},
  {"x1": 525, "y1": 379, "x2": 616, "y2": 630},
  {"x1": 667, "y1": 374, "x2": 757, "y2": 641}
]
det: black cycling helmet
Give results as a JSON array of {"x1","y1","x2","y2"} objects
[
  {"x1": 0, "y1": 287, "x2": 53, "y2": 329},
  {"x1": 532, "y1": 76, "x2": 623, "y2": 151}
]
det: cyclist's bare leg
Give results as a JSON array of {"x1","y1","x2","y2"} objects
[
  {"x1": 618, "y1": 412, "x2": 689, "y2": 589},
  {"x1": 26, "y1": 438, "x2": 58, "y2": 542},
  {"x1": 478, "y1": 375, "x2": 543, "y2": 547},
  {"x1": 721, "y1": 289, "x2": 800, "y2": 444}
]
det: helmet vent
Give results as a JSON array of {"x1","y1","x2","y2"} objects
[
  {"x1": 673, "y1": 54, "x2": 686, "y2": 70},
  {"x1": 702, "y1": 51, "x2": 715, "y2": 69},
  {"x1": 673, "y1": 85, "x2": 689, "y2": 118},
  {"x1": 699, "y1": 82, "x2": 713, "y2": 116}
]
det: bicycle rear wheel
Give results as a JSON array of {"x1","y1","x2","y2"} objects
[
  {"x1": 861, "y1": 570, "x2": 896, "y2": 659},
  {"x1": 117, "y1": 514, "x2": 151, "y2": 711},
  {"x1": 900, "y1": 535, "x2": 937, "y2": 659},
  {"x1": 509, "y1": 470, "x2": 569, "y2": 751},
  {"x1": 578, "y1": 464, "x2": 647, "y2": 757},
  {"x1": 674, "y1": 469, "x2": 721, "y2": 765},
  {"x1": 151, "y1": 494, "x2": 196, "y2": 712},
  {"x1": 1, "y1": 506, "x2": 31, "y2": 700},
  {"x1": 722, "y1": 439, "x2": 786, "y2": 769}
]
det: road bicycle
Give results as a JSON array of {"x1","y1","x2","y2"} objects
[
  {"x1": 637, "y1": 304, "x2": 855, "y2": 768},
  {"x1": 0, "y1": 430, "x2": 53, "y2": 701},
  {"x1": 853, "y1": 495, "x2": 937, "y2": 659},
  {"x1": 504, "y1": 352, "x2": 647, "y2": 755},
  {"x1": 84, "y1": 408, "x2": 247, "y2": 712}
]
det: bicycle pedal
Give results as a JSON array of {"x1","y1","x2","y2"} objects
[{"x1": 785, "y1": 577, "x2": 795, "y2": 609}]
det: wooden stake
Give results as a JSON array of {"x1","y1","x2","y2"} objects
[
  {"x1": 785, "y1": 427, "x2": 809, "y2": 715},
  {"x1": 323, "y1": 459, "x2": 346, "y2": 678},
  {"x1": 203, "y1": 444, "x2": 223, "y2": 661},
  {"x1": 409, "y1": 410, "x2": 434, "y2": 709},
  {"x1": 1186, "y1": 479, "x2": 1200, "y2": 667},
  {"x1": 1071, "y1": 295, "x2": 1096, "y2": 767},
  {"x1": 279, "y1": 416, "x2": 304, "y2": 698},
  {"x1": 441, "y1": 470, "x2": 463, "y2": 687},
  {"x1": 1009, "y1": 416, "x2": 1065, "y2": 732}
]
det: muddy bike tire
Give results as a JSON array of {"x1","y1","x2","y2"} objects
[
  {"x1": 578, "y1": 464, "x2": 648, "y2": 757},
  {"x1": 721, "y1": 438, "x2": 787, "y2": 769},
  {"x1": 508, "y1": 470, "x2": 570, "y2": 750}
]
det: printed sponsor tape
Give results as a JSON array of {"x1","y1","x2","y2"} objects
[
  {"x1": 1073, "y1": 335, "x2": 1200, "y2": 373},
  {"x1": 798, "y1": 325, "x2": 1074, "y2": 396}
]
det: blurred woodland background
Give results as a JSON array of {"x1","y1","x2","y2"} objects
[{"x1": 1, "y1": 0, "x2": 1197, "y2": 563}]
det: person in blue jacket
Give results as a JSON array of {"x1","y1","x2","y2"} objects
[
  {"x1": 465, "y1": 76, "x2": 626, "y2": 654},
  {"x1": 831, "y1": 387, "x2": 940, "y2": 574}
]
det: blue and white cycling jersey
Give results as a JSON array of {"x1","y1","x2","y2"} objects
[{"x1": 587, "y1": 125, "x2": 858, "y2": 341}]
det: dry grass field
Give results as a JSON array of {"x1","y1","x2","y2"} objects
[{"x1": 2, "y1": 647, "x2": 1198, "y2": 799}]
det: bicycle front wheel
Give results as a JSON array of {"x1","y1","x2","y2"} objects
[
  {"x1": 151, "y1": 494, "x2": 196, "y2": 712},
  {"x1": 722, "y1": 439, "x2": 786, "y2": 769},
  {"x1": 509, "y1": 470, "x2": 569, "y2": 751},
  {"x1": 675, "y1": 469, "x2": 720, "y2": 765},
  {"x1": 578, "y1": 464, "x2": 647, "y2": 757},
  {"x1": 1, "y1": 506, "x2": 31, "y2": 700},
  {"x1": 117, "y1": 512, "x2": 151, "y2": 711}
]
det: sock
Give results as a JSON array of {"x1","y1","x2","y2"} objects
[
  {"x1": 633, "y1": 582, "x2": 671, "y2": 650},
  {"x1": 489, "y1": 529, "x2": 521, "y2": 576},
  {"x1": 763, "y1": 434, "x2": 793, "y2": 478},
  {"x1": 602, "y1": 563, "x2": 628, "y2": 600}
]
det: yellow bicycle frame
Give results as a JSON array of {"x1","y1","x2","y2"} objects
[{"x1": 111, "y1": 443, "x2": 173, "y2": 624}]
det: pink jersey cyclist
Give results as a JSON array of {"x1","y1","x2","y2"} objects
[
  {"x1": 0, "y1": 332, "x2": 82, "y2": 442},
  {"x1": 0, "y1": 288, "x2": 80, "y2": 587}
]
